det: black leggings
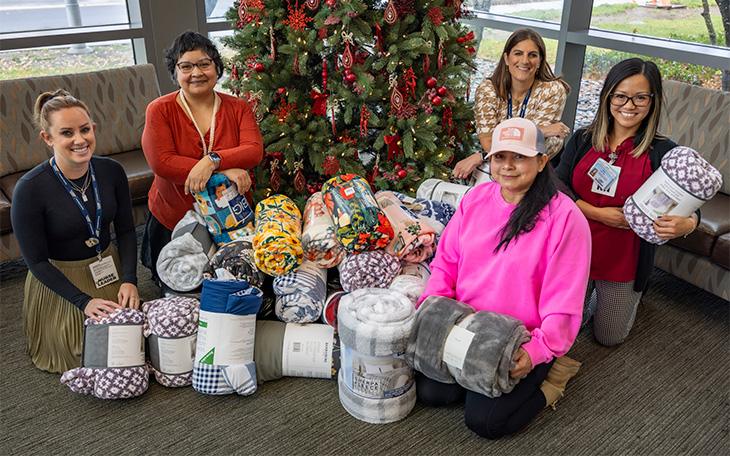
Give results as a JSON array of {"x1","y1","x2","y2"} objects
[{"x1": 416, "y1": 360, "x2": 554, "y2": 439}]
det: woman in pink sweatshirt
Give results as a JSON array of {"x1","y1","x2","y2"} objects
[{"x1": 418, "y1": 117, "x2": 591, "y2": 439}]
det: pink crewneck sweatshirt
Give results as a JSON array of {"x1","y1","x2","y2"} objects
[{"x1": 419, "y1": 181, "x2": 592, "y2": 366}]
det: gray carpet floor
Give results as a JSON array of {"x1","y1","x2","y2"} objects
[{"x1": 0, "y1": 255, "x2": 728, "y2": 455}]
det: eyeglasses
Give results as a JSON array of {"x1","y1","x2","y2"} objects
[
  {"x1": 176, "y1": 58, "x2": 214, "y2": 74},
  {"x1": 609, "y1": 93, "x2": 654, "y2": 107}
]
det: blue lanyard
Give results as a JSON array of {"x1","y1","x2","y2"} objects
[
  {"x1": 507, "y1": 87, "x2": 532, "y2": 119},
  {"x1": 50, "y1": 157, "x2": 102, "y2": 257}
]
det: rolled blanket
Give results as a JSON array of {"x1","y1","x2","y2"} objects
[
  {"x1": 405, "y1": 295, "x2": 531, "y2": 398},
  {"x1": 375, "y1": 191, "x2": 436, "y2": 263},
  {"x1": 321, "y1": 174, "x2": 394, "y2": 252},
  {"x1": 192, "y1": 279, "x2": 262, "y2": 395},
  {"x1": 254, "y1": 320, "x2": 341, "y2": 383},
  {"x1": 193, "y1": 173, "x2": 255, "y2": 246},
  {"x1": 142, "y1": 297, "x2": 200, "y2": 388},
  {"x1": 60, "y1": 308, "x2": 148, "y2": 399},
  {"x1": 389, "y1": 262, "x2": 431, "y2": 305},
  {"x1": 321, "y1": 290, "x2": 347, "y2": 329},
  {"x1": 157, "y1": 233, "x2": 210, "y2": 293},
  {"x1": 253, "y1": 195, "x2": 303, "y2": 276},
  {"x1": 623, "y1": 146, "x2": 723, "y2": 244},
  {"x1": 273, "y1": 260, "x2": 328, "y2": 323},
  {"x1": 337, "y1": 288, "x2": 415, "y2": 357},
  {"x1": 204, "y1": 238, "x2": 266, "y2": 289},
  {"x1": 391, "y1": 191, "x2": 456, "y2": 229},
  {"x1": 338, "y1": 250, "x2": 402, "y2": 292},
  {"x1": 301, "y1": 192, "x2": 348, "y2": 268},
  {"x1": 416, "y1": 178, "x2": 472, "y2": 210},
  {"x1": 337, "y1": 288, "x2": 417, "y2": 424}
]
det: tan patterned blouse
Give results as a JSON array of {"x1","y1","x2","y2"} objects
[{"x1": 474, "y1": 78, "x2": 567, "y2": 159}]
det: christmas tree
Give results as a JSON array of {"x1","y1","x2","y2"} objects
[{"x1": 223, "y1": 0, "x2": 478, "y2": 207}]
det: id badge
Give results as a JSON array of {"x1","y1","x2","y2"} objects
[
  {"x1": 589, "y1": 159, "x2": 621, "y2": 197},
  {"x1": 89, "y1": 255, "x2": 120, "y2": 289}
]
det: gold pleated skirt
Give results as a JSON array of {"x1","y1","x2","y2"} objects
[{"x1": 23, "y1": 244, "x2": 123, "y2": 373}]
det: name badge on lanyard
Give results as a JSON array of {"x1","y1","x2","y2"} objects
[
  {"x1": 588, "y1": 158, "x2": 621, "y2": 197},
  {"x1": 90, "y1": 255, "x2": 119, "y2": 289}
]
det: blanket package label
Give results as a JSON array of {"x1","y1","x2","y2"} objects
[
  {"x1": 196, "y1": 310, "x2": 255, "y2": 365},
  {"x1": 281, "y1": 323, "x2": 334, "y2": 378},
  {"x1": 82, "y1": 323, "x2": 145, "y2": 368},
  {"x1": 442, "y1": 318, "x2": 476, "y2": 370},
  {"x1": 631, "y1": 167, "x2": 706, "y2": 219},
  {"x1": 148, "y1": 333, "x2": 197, "y2": 375},
  {"x1": 340, "y1": 345, "x2": 414, "y2": 399}
]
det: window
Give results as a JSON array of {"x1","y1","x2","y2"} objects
[{"x1": 469, "y1": 0, "x2": 565, "y2": 24}]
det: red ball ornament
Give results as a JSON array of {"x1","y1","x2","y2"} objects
[
  {"x1": 397, "y1": 169, "x2": 407, "y2": 179},
  {"x1": 326, "y1": 0, "x2": 337, "y2": 7},
  {"x1": 345, "y1": 72, "x2": 357, "y2": 83},
  {"x1": 437, "y1": 86, "x2": 447, "y2": 97},
  {"x1": 426, "y1": 77, "x2": 438, "y2": 88},
  {"x1": 393, "y1": 162, "x2": 403, "y2": 170},
  {"x1": 254, "y1": 62, "x2": 265, "y2": 72},
  {"x1": 431, "y1": 95, "x2": 442, "y2": 106}
]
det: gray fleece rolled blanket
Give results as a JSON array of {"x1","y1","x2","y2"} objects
[
  {"x1": 405, "y1": 295, "x2": 531, "y2": 398},
  {"x1": 157, "y1": 211, "x2": 217, "y2": 292},
  {"x1": 623, "y1": 146, "x2": 723, "y2": 245},
  {"x1": 337, "y1": 288, "x2": 417, "y2": 424}
]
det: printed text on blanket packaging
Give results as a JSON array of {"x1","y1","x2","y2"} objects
[
  {"x1": 196, "y1": 310, "x2": 255, "y2": 365},
  {"x1": 443, "y1": 325, "x2": 475, "y2": 370},
  {"x1": 282, "y1": 323, "x2": 334, "y2": 378}
]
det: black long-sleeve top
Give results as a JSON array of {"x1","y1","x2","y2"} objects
[{"x1": 11, "y1": 156, "x2": 138, "y2": 311}]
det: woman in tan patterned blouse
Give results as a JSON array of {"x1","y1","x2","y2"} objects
[{"x1": 453, "y1": 28, "x2": 571, "y2": 180}]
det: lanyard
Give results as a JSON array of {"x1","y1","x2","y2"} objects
[
  {"x1": 507, "y1": 87, "x2": 532, "y2": 119},
  {"x1": 180, "y1": 90, "x2": 219, "y2": 156},
  {"x1": 50, "y1": 157, "x2": 102, "y2": 257}
]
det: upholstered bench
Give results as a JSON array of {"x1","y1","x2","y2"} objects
[
  {"x1": 653, "y1": 80, "x2": 730, "y2": 301},
  {"x1": 0, "y1": 64, "x2": 161, "y2": 261}
]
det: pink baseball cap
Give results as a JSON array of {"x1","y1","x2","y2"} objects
[{"x1": 487, "y1": 117, "x2": 546, "y2": 158}]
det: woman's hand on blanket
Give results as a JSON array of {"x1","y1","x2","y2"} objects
[
  {"x1": 117, "y1": 283, "x2": 140, "y2": 309},
  {"x1": 184, "y1": 156, "x2": 216, "y2": 195},
  {"x1": 597, "y1": 206, "x2": 630, "y2": 230},
  {"x1": 84, "y1": 298, "x2": 124, "y2": 321},
  {"x1": 218, "y1": 168, "x2": 252, "y2": 194},
  {"x1": 653, "y1": 215, "x2": 696, "y2": 240},
  {"x1": 509, "y1": 347, "x2": 532, "y2": 379}
]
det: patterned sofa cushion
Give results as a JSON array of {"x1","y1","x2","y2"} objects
[
  {"x1": 660, "y1": 80, "x2": 730, "y2": 195},
  {"x1": 0, "y1": 64, "x2": 160, "y2": 177}
]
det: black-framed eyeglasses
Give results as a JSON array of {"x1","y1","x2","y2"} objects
[
  {"x1": 176, "y1": 58, "x2": 214, "y2": 74},
  {"x1": 609, "y1": 93, "x2": 654, "y2": 107}
]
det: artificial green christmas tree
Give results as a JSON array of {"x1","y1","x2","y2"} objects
[{"x1": 223, "y1": 0, "x2": 478, "y2": 207}]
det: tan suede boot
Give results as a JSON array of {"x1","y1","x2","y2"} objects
[{"x1": 540, "y1": 355, "x2": 582, "y2": 410}]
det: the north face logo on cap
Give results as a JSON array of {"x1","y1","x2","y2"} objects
[{"x1": 500, "y1": 126, "x2": 524, "y2": 141}]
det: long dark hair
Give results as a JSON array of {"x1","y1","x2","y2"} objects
[
  {"x1": 587, "y1": 57, "x2": 664, "y2": 157},
  {"x1": 494, "y1": 160, "x2": 558, "y2": 253},
  {"x1": 164, "y1": 30, "x2": 225, "y2": 84},
  {"x1": 489, "y1": 28, "x2": 569, "y2": 101}
]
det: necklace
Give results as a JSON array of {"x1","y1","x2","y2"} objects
[
  {"x1": 179, "y1": 90, "x2": 219, "y2": 156},
  {"x1": 67, "y1": 168, "x2": 91, "y2": 202}
]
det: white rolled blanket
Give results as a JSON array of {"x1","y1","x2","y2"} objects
[
  {"x1": 623, "y1": 146, "x2": 723, "y2": 244},
  {"x1": 389, "y1": 262, "x2": 431, "y2": 305},
  {"x1": 157, "y1": 211, "x2": 217, "y2": 292},
  {"x1": 337, "y1": 288, "x2": 415, "y2": 357}
]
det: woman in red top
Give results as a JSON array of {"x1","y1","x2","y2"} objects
[
  {"x1": 556, "y1": 58, "x2": 697, "y2": 346},
  {"x1": 141, "y1": 31, "x2": 263, "y2": 283}
]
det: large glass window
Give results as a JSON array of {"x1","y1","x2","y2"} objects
[
  {"x1": 0, "y1": 0, "x2": 131, "y2": 34},
  {"x1": 0, "y1": 40, "x2": 135, "y2": 80},
  {"x1": 206, "y1": 0, "x2": 235, "y2": 20},
  {"x1": 468, "y1": 0, "x2": 565, "y2": 23},
  {"x1": 591, "y1": 0, "x2": 728, "y2": 50}
]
